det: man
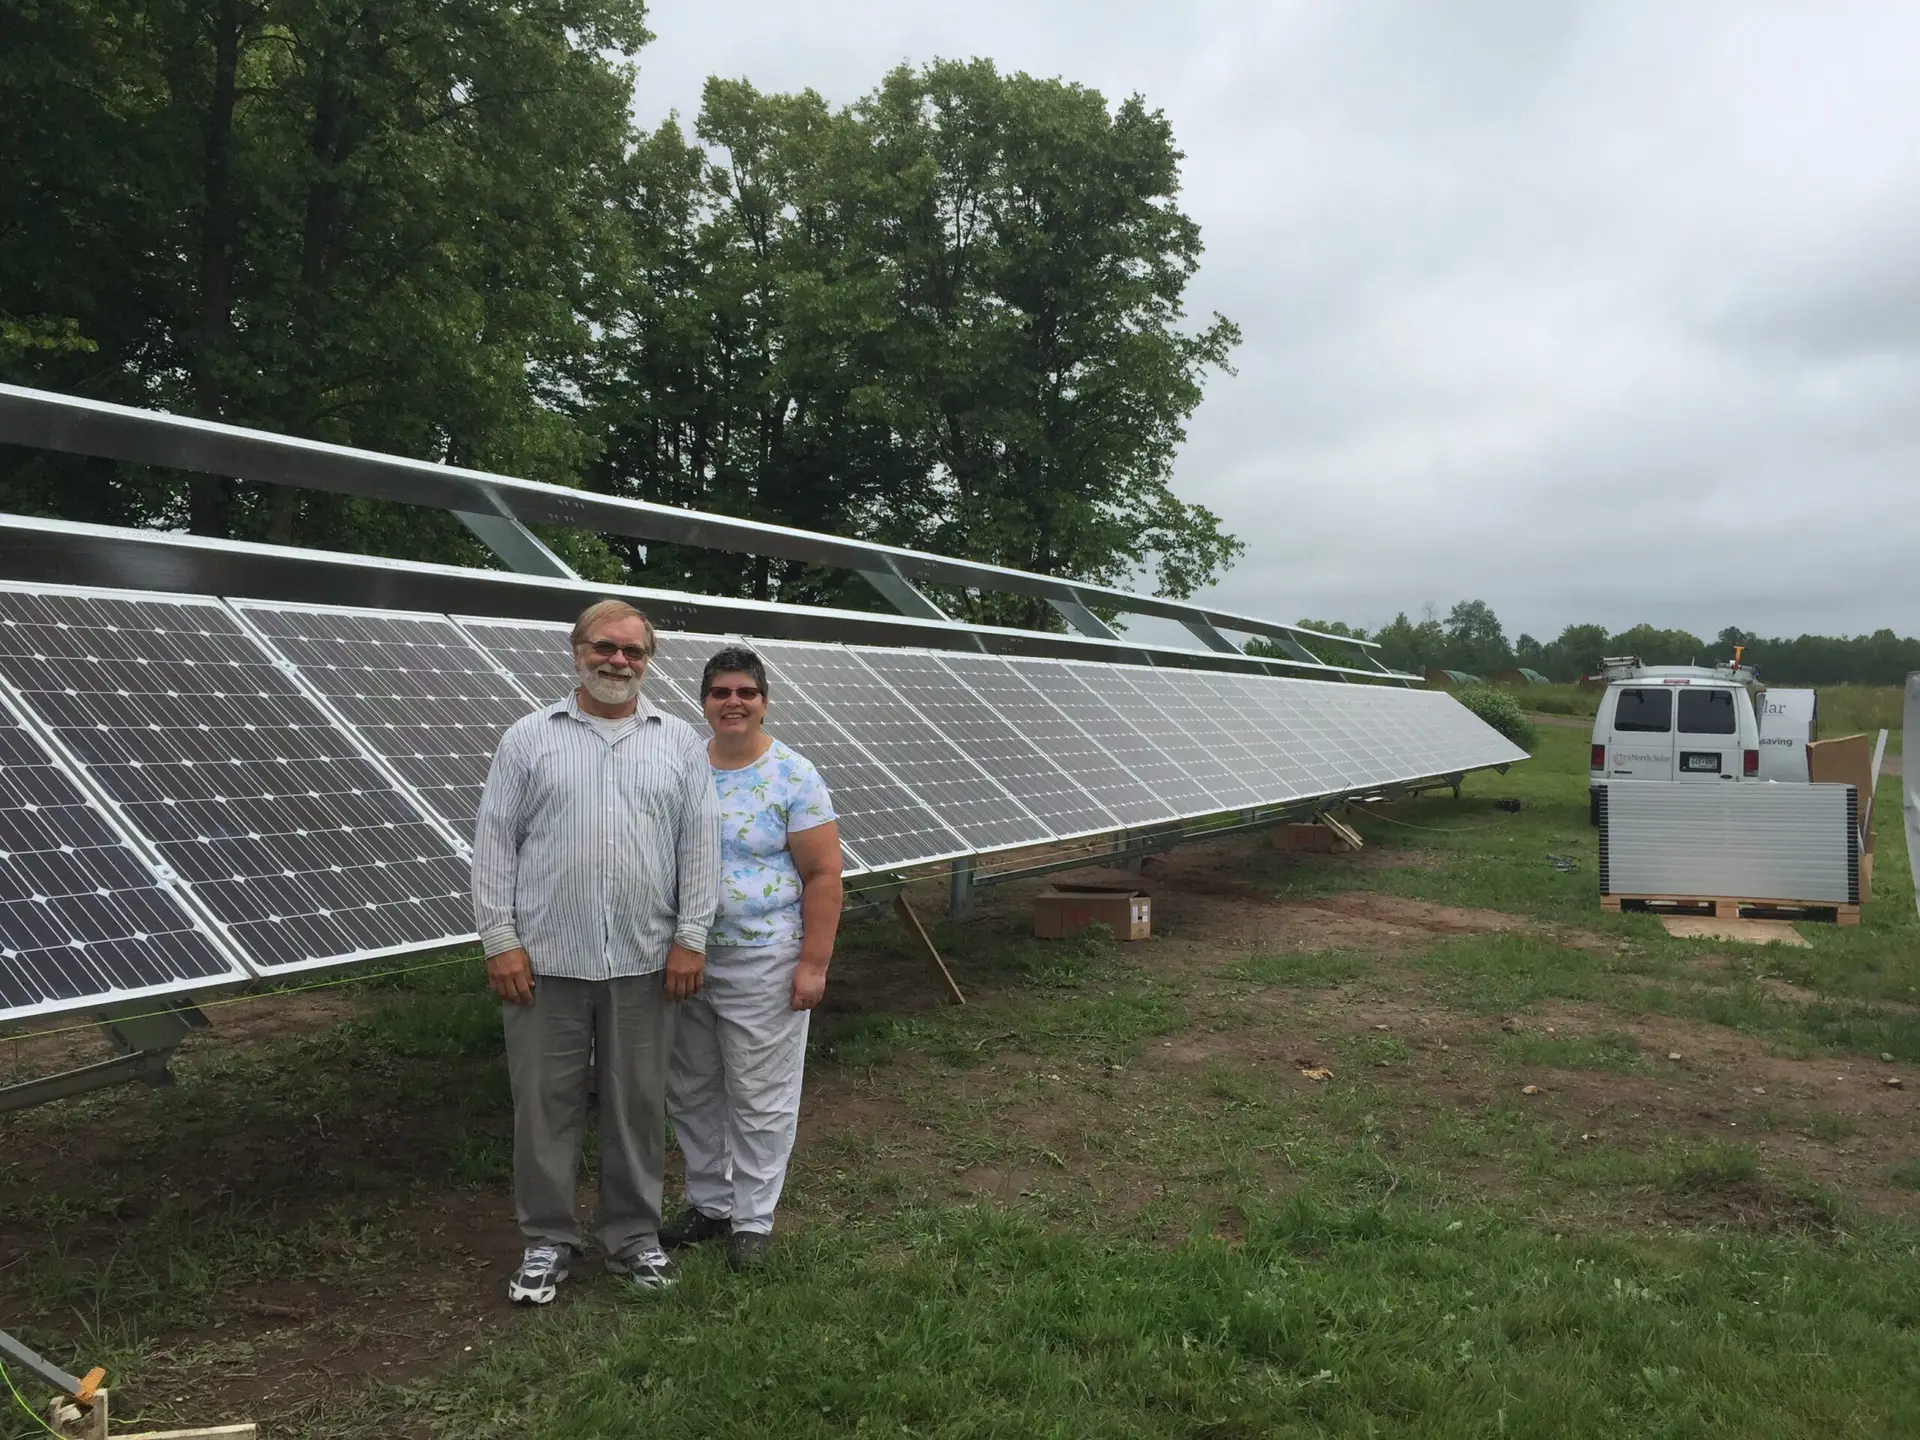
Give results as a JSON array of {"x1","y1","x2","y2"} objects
[{"x1": 471, "y1": 599, "x2": 720, "y2": 1304}]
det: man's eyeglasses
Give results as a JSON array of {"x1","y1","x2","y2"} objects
[
  {"x1": 705, "y1": 686, "x2": 764, "y2": 702},
  {"x1": 581, "y1": 640, "x2": 652, "y2": 663}
]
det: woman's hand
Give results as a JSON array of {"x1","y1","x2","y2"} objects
[
  {"x1": 790, "y1": 958, "x2": 829, "y2": 1011},
  {"x1": 665, "y1": 942, "x2": 706, "y2": 1000}
]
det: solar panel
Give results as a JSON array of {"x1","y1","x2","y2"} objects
[
  {"x1": 233, "y1": 604, "x2": 541, "y2": 843},
  {"x1": 1005, "y1": 658, "x2": 1221, "y2": 819},
  {"x1": 929, "y1": 653, "x2": 1175, "y2": 828},
  {"x1": 742, "y1": 678, "x2": 947, "y2": 874},
  {"x1": 852, "y1": 650, "x2": 1118, "y2": 839},
  {"x1": 760, "y1": 642, "x2": 1051, "y2": 854},
  {"x1": 0, "y1": 689, "x2": 246, "y2": 1021},
  {"x1": 0, "y1": 587, "x2": 474, "y2": 974},
  {"x1": 452, "y1": 616, "x2": 716, "y2": 729},
  {"x1": 1103, "y1": 667, "x2": 1270, "y2": 809},
  {"x1": 1182, "y1": 671, "x2": 1319, "y2": 803}
]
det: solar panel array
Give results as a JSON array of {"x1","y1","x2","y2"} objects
[{"x1": 0, "y1": 583, "x2": 1525, "y2": 1023}]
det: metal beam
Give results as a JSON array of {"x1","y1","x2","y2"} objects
[
  {"x1": 1179, "y1": 617, "x2": 1244, "y2": 655},
  {"x1": 856, "y1": 563, "x2": 948, "y2": 621},
  {"x1": 0, "y1": 1328, "x2": 85, "y2": 1399},
  {"x1": 0, "y1": 1003, "x2": 206, "y2": 1114},
  {"x1": 1049, "y1": 597, "x2": 1120, "y2": 640},
  {"x1": 454, "y1": 511, "x2": 579, "y2": 580},
  {"x1": 0, "y1": 384, "x2": 1384, "y2": 663},
  {"x1": 0, "y1": 513, "x2": 1415, "y2": 680}
]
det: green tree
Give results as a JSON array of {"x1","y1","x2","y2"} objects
[
  {"x1": 1607, "y1": 624, "x2": 1706, "y2": 667},
  {"x1": 1372, "y1": 609, "x2": 1448, "y2": 674},
  {"x1": 1441, "y1": 599, "x2": 1510, "y2": 676},
  {"x1": 591, "y1": 60, "x2": 1244, "y2": 622},
  {"x1": 1543, "y1": 623, "x2": 1611, "y2": 681},
  {"x1": 2, "y1": 0, "x2": 647, "y2": 574}
]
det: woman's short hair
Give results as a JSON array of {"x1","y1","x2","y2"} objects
[
  {"x1": 701, "y1": 646, "x2": 769, "y2": 698},
  {"x1": 570, "y1": 599, "x2": 655, "y2": 654}
]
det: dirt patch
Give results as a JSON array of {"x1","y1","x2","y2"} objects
[{"x1": 1653, "y1": 1178, "x2": 1835, "y2": 1233}]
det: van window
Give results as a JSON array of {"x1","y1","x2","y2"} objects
[
  {"x1": 1614, "y1": 688, "x2": 1672, "y2": 733},
  {"x1": 1677, "y1": 689, "x2": 1736, "y2": 735}
]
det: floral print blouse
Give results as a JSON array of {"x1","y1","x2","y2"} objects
[{"x1": 709, "y1": 738, "x2": 836, "y2": 947}]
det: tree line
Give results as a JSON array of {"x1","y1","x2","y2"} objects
[
  {"x1": 1280, "y1": 602, "x2": 1920, "y2": 688},
  {"x1": 0, "y1": 3, "x2": 1239, "y2": 627}
]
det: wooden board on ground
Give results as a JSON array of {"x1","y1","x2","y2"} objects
[
  {"x1": 1658, "y1": 915, "x2": 1812, "y2": 947},
  {"x1": 1603, "y1": 894, "x2": 1859, "y2": 927}
]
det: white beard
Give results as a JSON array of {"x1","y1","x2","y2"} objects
[{"x1": 576, "y1": 660, "x2": 640, "y2": 706}]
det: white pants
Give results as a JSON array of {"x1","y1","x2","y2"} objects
[{"x1": 666, "y1": 940, "x2": 809, "y2": 1234}]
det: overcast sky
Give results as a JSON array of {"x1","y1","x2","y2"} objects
[{"x1": 629, "y1": 1, "x2": 1918, "y2": 644}]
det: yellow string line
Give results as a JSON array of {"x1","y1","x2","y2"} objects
[{"x1": 0, "y1": 1356, "x2": 64, "y2": 1439}]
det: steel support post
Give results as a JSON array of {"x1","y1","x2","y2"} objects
[
  {"x1": 1048, "y1": 597, "x2": 1120, "y2": 640},
  {"x1": 1179, "y1": 617, "x2": 1244, "y2": 655},
  {"x1": 948, "y1": 855, "x2": 976, "y2": 920},
  {"x1": 453, "y1": 510, "x2": 580, "y2": 579},
  {"x1": 0, "y1": 1001, "x2": 207, "y2": 1114}
]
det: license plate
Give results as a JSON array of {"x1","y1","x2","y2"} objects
[{"x1": 1680, "y1": 752, "x2": 1722, "y2": 773}]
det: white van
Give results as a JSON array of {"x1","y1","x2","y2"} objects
[{"x1": 1588, "y1": 657, "x2": 1760, "y2": 825}]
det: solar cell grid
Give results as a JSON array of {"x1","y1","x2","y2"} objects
[
  {"x1": 1185, "y1": 673, "x2": 1316, "y2": 803},
  {"x1": 236, "y1": 605, "x2": 541, "y2": 843},
  {"x1": 930, "y1": 654, "x2": 1173, "y2": 827},
  {"x1": 761, "y1": 643, "x2": 1050, "y2": 854},
  {"x1": 0, "y1": 589, "x2": 473, "y2": 974},
  {"x1": 0, "y1": 696, "x2": 245, "y2": 1020},
  {"x1": 1240, "y1": 680, "x2": 1354, "y2": 793},
  {"x1": 853, "y1": 650, "x2": 1118, "y2": 838},
  {"x1": 1107, "y1": 668, "x2": 1267, "y2": 809},
  {"x1": 1007, "y1": 658, "x2": 1219, "y2": 819}
]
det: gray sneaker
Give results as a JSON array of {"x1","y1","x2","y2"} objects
[
  {"x1": 606, "y1": 1243, "x2": 678, "y2": 1290},
  {"x1": 507, "y1": 1243, "x2": 573, "y2": 1305},
  {"x1": 727, "y1": 1231, "x2": 769, "y2": 1272}
]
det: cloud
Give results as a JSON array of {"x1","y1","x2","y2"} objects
[{"x1": 631, "y1": 0, "x2": 1920, "y2": 640}]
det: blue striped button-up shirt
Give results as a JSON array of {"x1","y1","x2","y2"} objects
[{"x1": 471, "y1": 691, "x2": 722, "y2": 978}]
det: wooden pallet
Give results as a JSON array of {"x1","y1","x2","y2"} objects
[{"x1": 1602, "y1": 893, "x2": 1859, "y2": 927}]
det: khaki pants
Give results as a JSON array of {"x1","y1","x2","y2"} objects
[
  {"x1": 503, "y1": 972, "x2": 674, "y2": 1257},
  {"x1": 666, "y1": 941, "x2": 810, "y2": 1235}
]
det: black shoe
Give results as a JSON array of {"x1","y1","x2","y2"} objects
[
  {"x1": 660, "y1": 1207, "x2": 732, "y2": 1249},
  {"x1": 727, "y1": 1231, "x2": 769, "y2": 1271},
  {"x1": 605, "y1": 1244, "x2": 678, "y2": 1290},
  {"x1": 507, "y1": 1242, "x2": 574, "y2": 1305}
]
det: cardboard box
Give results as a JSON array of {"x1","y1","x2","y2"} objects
[
  {"x1": 1033, "y1": 884, "x2": 1151, "y2": 940},
  {"x1": 1807, "y1": 733, "x2": 1876, "y2": 853}
]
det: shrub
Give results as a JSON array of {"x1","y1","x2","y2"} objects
[
  {"x1": 1453, "y1": 685, "x2": 1537, "y2": 750},
  {"x1": 1531, "y1": 696, "x2": 1580, "y2": 715}
]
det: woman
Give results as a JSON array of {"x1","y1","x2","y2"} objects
[{"x1": 662, "y1": 646, "x2": 842, "y2": 1270}]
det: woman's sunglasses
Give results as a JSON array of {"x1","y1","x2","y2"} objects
[{"x1": 705, "y1": 685, "x2": 764, "y2": 701}]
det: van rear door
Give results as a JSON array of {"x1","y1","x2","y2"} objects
[
  {"x1": 1609, "y1": 687, "x2": 1674, "y2": 779},
  {"x1": 1675, "y1": 686, "x2": 1739, "y2": 781}
]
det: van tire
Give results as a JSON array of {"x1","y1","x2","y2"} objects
[{"x1": 1588, "y1": 789, "x2": 1600, "y2": 828}]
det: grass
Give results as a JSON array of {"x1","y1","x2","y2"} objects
[
  {"x1": 2, "y1": 725, "x2": 1916, "y2": 1439},
  {"x1": 410, "y1": 1201, "x2": 1919, "y2": 1440}
]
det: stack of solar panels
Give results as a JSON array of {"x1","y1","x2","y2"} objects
[{"x1": 0, "y1": 583, "x2": 1524, "y2": 1025}]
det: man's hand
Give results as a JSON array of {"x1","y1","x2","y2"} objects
[
  {"x1": 665, "y1": 943, "x2": 706, "y2": 1001},
  {"x1": 790, "y1": 959, "x2": 828, "y2": 1012},
  {"x1": 487, "y1": 947, "x2": 535, "y2": 1006}
]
